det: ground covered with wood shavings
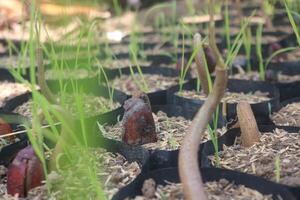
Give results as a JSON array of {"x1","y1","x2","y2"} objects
[
  {"x1": 271, "y1": 102, "x2": 300, "y2": 127},
  {"x1": 111, "y1": 74, "x2": 179, "y2": 95},
  {"x1": 13, "y1": 93, "x2": 120, "y2": 119},
  {"x1": 0, "y1": 148, "x2": 140, "y2": 200},
  {"x1": 129, "y1": 178, "x2": 272, "y2": 200},
  {"x1": 45, "y1": 68, "x2": 97, "y2": 80},
  {"x1": 102, "y1": 111, "x2": 227, "y2": 150},
  {"x1": 230, "y1": 71, "x2": 300, "y2": 83},
  {"x1": 177, "y1": 90, "x2": 270, "y2": 104},
  {"x1": 102, "y1": 58, "x2": 151, "y2": 69},
  {"x1": 0, "y1": 81, "x2": 31, "y2": 108},
  {"x1": 209, "y1": 129, "x2": 300, "y2": 187}
]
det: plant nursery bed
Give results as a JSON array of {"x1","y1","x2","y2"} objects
[
  {"x1": 111, "y1": 74, "x2": 179, "y2": 95},
  {"x1": 230, "y1": 71, "x2": 300, "y2": 83},
  {"x1": 271, "y1": 99, "x2": 300, "y2": 127},
  {"x1": 102, "y1": 110, "x2": 227, "y2": 151},
  {"x1": 103, "y1": 58, "x2": 152, "y2": 69},
  {"x1": 45, "y1": 68, "x2": 97, "y2": 80},
  {"x1": 176, "y1": 90, "x2": 270, "y2": 104},
  {"x1": 208, "y1": 128, "x2": 300, "y2": 187},
  {"x1": 12, "y1": 93, "x2": 121, "y2": 119},
  {"x1": 114, "y1": 167, "x2": 296, "y2": 200},
  {"x1": 168, "y1": 79, "x2": 279, "y2": 127},
  {"x1": 131, "y1": 178, "x2": 273, "y2": 200},
  {"x1": 0, "y1": 148, "x2": 141, "y2": 200}
]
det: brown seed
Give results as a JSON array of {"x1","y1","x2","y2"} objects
[
  {"x1": 122, "y1": 95, "x2": 157, "y2": 145},
  {"x1": 7, "y1": 145, "x2": 44, "y2": 197}
]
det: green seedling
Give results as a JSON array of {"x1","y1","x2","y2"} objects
[
  {"x1": 285, "y1": 0, "x2": 300, "y2": 46},
  {"x1": 275, "y1": 155, "x2": 281, "y2": 183},
  {"x1": 112, "y1": 0, "x2": 122, "y2": 16},
  {"x1": 256, "y1": 23, "x2": 265, "y2": 80},
  {"x1": 207, "y1": 105, "x2": 220, "y2": 167},
  {"x1": 224, "y1": 0, "x2": 231, "y2": 50},
  {"x1": 242, "y1": 25, "x2": 252, "y2": 72}
]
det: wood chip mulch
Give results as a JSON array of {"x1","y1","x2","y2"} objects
[
  {"x1": 209, "y1": 128, "x2": 300, "y2": 187},
  {"x1": 129, "y1": 178, "x2": 273, "y2": 200},
  {"x1": 177, "y1": 90, "x2": 270, "y2": 104},
  {"x1": 102, "y1": 111, "x2": 226, "y2": 151},
  {"x1": 271, "y1": 102, "x2": 300, "y2": 127}
]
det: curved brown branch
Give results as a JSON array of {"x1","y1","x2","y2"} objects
[
  {"x1": 179, "y1": 0, "x2": 228, "y2": 199},
  {"x1": 179, "y1": 69, "x2": 227, "y2": 200},
  {"x1": 194, "y1": 33, "x2": 210, "y2": 95}
]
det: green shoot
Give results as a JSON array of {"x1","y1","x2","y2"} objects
[
  {"x1": 224, "y1": 0, "x2": 231, "y2": 50},
  {"x1": 242, "y1": 25, "x2": 252, "y2": 72},
  {"x1": 207, "y1": 105, "x2": 220, "y2": 167},
  {"x1": 185, "y1": 0, "x2": 195, "y2": 15},
  {"x1": 256, "y1": 23, "x2": 264, "y2": 80},
  {"x1": 265, "y1": 46, "x2": 297, "y2": 68},
  {"x1": 285, "y1": 0, "x2": 300, "y2": 46},
  {"x1": 112, "y1": 0, "x2": 122, "y2": 16},
  {"x1": 129, "y1": 46, "x2": 149, "y2": 93},
  {"x1": 275, "y1": 155, "x2": 281, "y2": 183}
]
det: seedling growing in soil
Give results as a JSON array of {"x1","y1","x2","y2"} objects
[
  {"x1": 7, "y1": 145, "x2": 44, "y2": 197},
  {"x1": 260, "y1": 0, "x2": 273, "y2": 29},
  {"x1": 179, "y1": 0, "x2": 228, "y2": 198},
  {"x1": 122, "y1": 93, "x2": 157, "y2": 145},
  {"x1": 275, "y1": 155, "x2": 281, "y2": 183},
  {"x1": 285, "y1": 0, "x2": 300, "y2": 46},
  {"x1": 207, "y1": 105, "x2": 220, "y2": 167},
  {"x1": 224, "y1": 0, "x2": 231, "y2": 50},
  {"x1": 256, "y1": 23, "x2": 265, "y2": 80},
  {"x1": 129, "y1": 47, "x2": 149, "y2": 93}
]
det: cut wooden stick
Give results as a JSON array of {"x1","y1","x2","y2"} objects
[
  {"x1": 179, "y1": 0, "x2": 228, "y2": 198},
  {"x1": 237, "y1": 101, "x2": 261, "y2": 147},
  {"x1": 194, "y1": 33, "x2": 210, "y2": 95}
]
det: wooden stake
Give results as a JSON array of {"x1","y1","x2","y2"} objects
[
  {"x1": 194, "y1": 33, "x2": 210, "y2": 95},
  {"x1": 237, "y1": 101, "x2": 261, "y2": 147}
]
